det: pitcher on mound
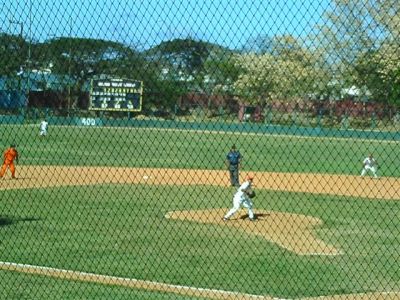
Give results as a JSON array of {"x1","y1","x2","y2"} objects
[{"x1": 224, "y1": 174, "x2": 256, "y2": 221}]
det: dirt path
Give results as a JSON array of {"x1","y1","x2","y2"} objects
[
  {"x1": 2, "y1": 165, "x2": 398, "y2": 200},
  {"x1": 1, "y1": 165, "x2": 399, "y2": 299}
]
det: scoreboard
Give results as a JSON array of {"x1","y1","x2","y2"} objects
[{"x1": 89, "y1": 78, "x2": 143, "y2": 111}]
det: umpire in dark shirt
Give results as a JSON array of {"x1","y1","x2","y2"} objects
[{"x1": 226, "y1": 144, "x2": 241, "y2": 187}]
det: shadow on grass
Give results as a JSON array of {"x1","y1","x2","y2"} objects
[{"x1": 0, "y1": 216, "x2": 41, "y2": 227}]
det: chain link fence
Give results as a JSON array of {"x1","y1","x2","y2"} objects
[{"x1": 1, "y1": 1, "x2": 399, "y2": 299}]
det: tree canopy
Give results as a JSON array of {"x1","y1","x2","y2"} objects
[{"x1": 1, "y1": 0, "x2": 399, "y2": 108}]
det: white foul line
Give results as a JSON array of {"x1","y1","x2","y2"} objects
[
  {"x1": 0, "y1": 261, "x2": 279, "y2": 300},
  {"x1": 1, "y1": 261, "x2": 397, "y2": 299}
]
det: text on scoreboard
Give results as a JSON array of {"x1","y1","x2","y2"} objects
[{"x1": 89, "y1": 78, "x2": 143, "y2": 111}]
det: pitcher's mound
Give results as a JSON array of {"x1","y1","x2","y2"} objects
[{"x1": 166, "y1": 208, "x2": 341, "y2": 256}]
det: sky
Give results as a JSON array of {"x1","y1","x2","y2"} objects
[{"x1": 1, "y1": 0, "x2": 332, "y2": 51}]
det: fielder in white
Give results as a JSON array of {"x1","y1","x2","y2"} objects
[
  {"x1": 224, "y1": 174, "x2": 256, "y2": 221},
  {"x1": 360, "y1": 154, "x2": 378, "y2": 178},
  {"x1": 39, "y1": 119, "x2": 48, "y2": 137}
]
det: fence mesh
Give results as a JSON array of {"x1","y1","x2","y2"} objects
[{"x1": 1, "y1": 1, "x2": 399, "y2": 299}]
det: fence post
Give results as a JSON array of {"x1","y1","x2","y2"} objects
[
  {"x1": 317, "y1": 109, "x2": 322, "y2": 127},
  {"x1": 218, "y1": 106, "x2": 224, "y2": 116},
  {"x1": 291, "y1": 110, "x2": 297, "y2": 126},
  {"x1": 19, "y1": 107, "x2": 25, "y2": 122},
  {"x1": 371, "y1": 112, "x2": 376, "y2": 129},
  {"x1": 264, "y1": 106, "x2": 272, "y2": 125},
  {"x1": 340, "y1": 114, "x2": 348, "y2": 130}
]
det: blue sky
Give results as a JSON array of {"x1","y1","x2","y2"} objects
[{"x1": 2, "y1": 0, "x2": 331, "y2": 50}]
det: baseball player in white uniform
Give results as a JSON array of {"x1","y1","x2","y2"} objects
[
  {"x1": 39, "y1": 119, "x2": 48, "y2": 137},
  {"x1": 361, "y1": 154, "x2": 378, "y2": 178},
  {"x1": 224, "y1": 174, "x2": 256, "y2": 221}
]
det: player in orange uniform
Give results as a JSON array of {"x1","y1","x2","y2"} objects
[{"x1": 0, "y1": 144, "x2": 19, "y2": 179}]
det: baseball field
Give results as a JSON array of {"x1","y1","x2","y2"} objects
[{"x1": 0, "y1": 123, "x2": 399, "y2": 299}]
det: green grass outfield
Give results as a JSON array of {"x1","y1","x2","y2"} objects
[
  {"x1": 0, "y1": 123, "x2": 399, "y2": 299},
  {"x1": 1, "y1": 123, "x2": 399, "y2": 176}
]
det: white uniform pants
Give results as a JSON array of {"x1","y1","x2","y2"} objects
[
  {"x1": 361, "y1": 166, "x2": 378, "y2": 178},
  {"x1": 224, "y1": 194, "x2": 254, "y2": 219}
]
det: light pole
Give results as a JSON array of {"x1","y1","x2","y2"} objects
[
  {"x1": 9, "y1": 18, "x2": 31, "y2": 96},
  {"x1": 9, "y1": 19, "x2": 24, "y2": 91},
  {"x1": 68, "y1": 17, "x2": 72, "y2": 116},
  {"x1": 27, "y1": 0, "x2": 32, "y2": 97}
]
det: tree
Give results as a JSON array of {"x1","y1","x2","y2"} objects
[
  {"x1": 368, "y1": 0, "x2": 400, "y2": 105},
  {"x1": 144, "y1": 38, "x2": 237, "y2": 109},
  {"x1": 203, "y1": 52, "x2": 241, "y2": 95},
  {"x1": 146, "y1": 38, "x2": 210, "y2": 76},
  {"x1": 22, "y1": 36, "x2": 197, "y2": 110},
  {"x1": 233, "y1": 35, "x2": 330, "y2": 104},
  {"x1": 36, "y1": 37, "x2": 141, "y2": 79},
  {"x1": 0, "y1": 33, "x2": 28, "y2": 77},
  {"x1": 362, "y1": 43, "x2": 400, "y2": 105},
  {"x1": 316, "y1": 0, "x2": 400, "y2": 104},
  {"x1": 33, "y1": 37, "x2": 144, "y2": 108}
]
